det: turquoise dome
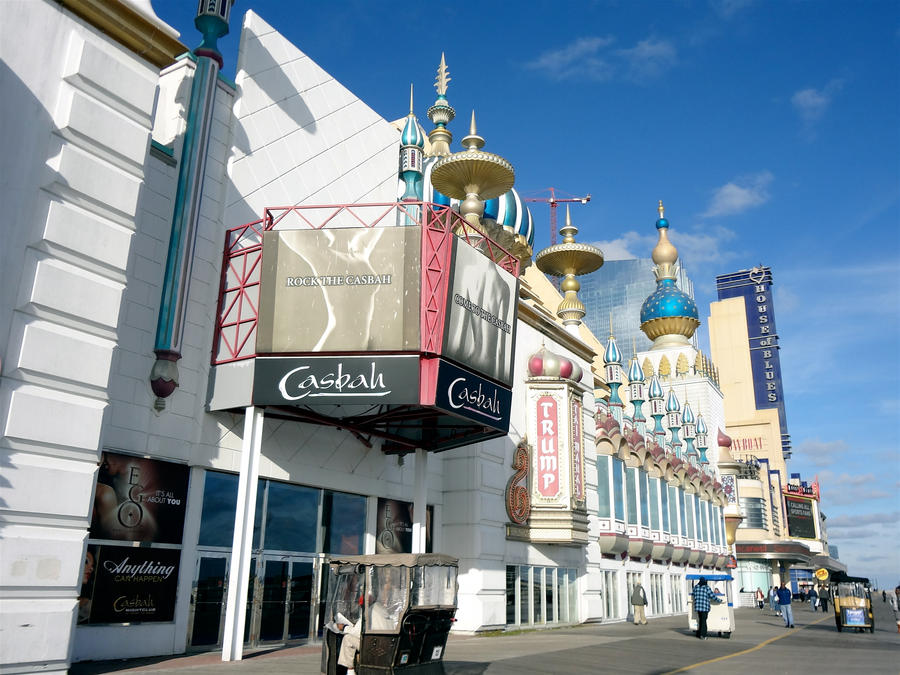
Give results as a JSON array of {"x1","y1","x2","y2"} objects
[
  {"x1": 419, "y1": 157, "x2": 534, "y2": 248},
  {"x1": 640, "y1": 278, "x2": 699, "y2": 324}
]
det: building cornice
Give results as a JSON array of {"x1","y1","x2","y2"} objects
[{"x1": 59, "y1": 0, "x2": 187, "y2": 68}]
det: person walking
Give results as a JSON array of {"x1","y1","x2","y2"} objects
[
  {"x1": 692, "y1": 577, "x2": 716, "y2": 640},
  {"x1": 882, "y1": 589, "x2": 887, "y2": 603},
  {"x1": 890, "y1": 587, "x2": 900, "y2": 633},
  {"x1": 818, "y1": 585, "x2": 829, "y2": 613},
  {"x1": 808, "y1": 586, "x2": 818, "y2": 611},
  {"x1": 755, "y1": 587, "x2": 765, "y2": 610},
  {"x1": 631, "y1": 581, "x2": 648, "y2": 625},
  {"x1": 769, "y1": 586, "x2": 779, "y2": 614},
  {"x1": 776, "y1": 580, "x2": 794, "y2": 628}
]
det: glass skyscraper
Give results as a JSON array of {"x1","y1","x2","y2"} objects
[{"x1": 580, "y1": 258, "x2": 699, "y2": 353}]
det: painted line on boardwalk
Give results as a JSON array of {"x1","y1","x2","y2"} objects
[{"x1": 661, "y1": 615, "x2": 831, "y2": 675}]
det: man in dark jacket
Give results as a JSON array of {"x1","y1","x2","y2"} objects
[
  {"x1": 776, "y1": 581, "x2": 794, "y2": 628},
  {"x1": 631, "y1": 582, "x2": 648, "y2": 625}
]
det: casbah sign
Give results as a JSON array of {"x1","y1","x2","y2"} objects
[
  {"x1": 433, "y1": 360, "x2": 512, "y2": 432},
  {"x1": 253, "y1": 355, "x2": 420, "y2": 406}
]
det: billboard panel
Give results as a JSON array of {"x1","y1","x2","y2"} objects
[
  {"x1": 785, "y1": 495, "x2": 816, "y2": 539},
  {"x1": 253, "y1": 355, "x2": 420, "y2": 406},
  {"x1": 256, "y1": 228, "x2": 421, "y2": 353},
  {"x1": 442, "y1": 238, "x2": 518, "y2": 385},
  {"x1": 79, "y1": 544, "x2": 181, "y2": 624},
  {"x1": 88, "y1": 453, "x2": 189, "y2": 545},
  {"x1": 433, "y1": 359, "x2": 512, "y2": 432},
  {"x1": 375, "y1": 498, "x2": 433, "y2": 554}
]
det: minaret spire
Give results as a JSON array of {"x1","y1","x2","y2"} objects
[
  {"x1": 399, "y1": 83, "x2": 425, "y2": 205},
  {"x1": 426, "y1": 53, "x2": 455, "y2": 157}
]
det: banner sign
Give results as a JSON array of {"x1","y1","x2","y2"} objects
[
  {"x1": 253, "y1": 355, "x2": 420, "y2": 406},
  {"x1": 79, "y1": 544, "x2": 181, "y2": 624},
  {"x1": 433, "y1": 360, "x2": 512, "y2": 431},
  {"x1": 88, "y1": 453, "x2": 189, "y2": 544},
  {"x1": 536, "y1": 395, "x2": 560, "y2": 498},
  {"x1": 375, "y1": 498, "x2": 432, "y2": 554},
  {"x1": 783, "y1": 481, "x2": 820, "y2": 500},
  {"x1": 442, "y1": 237, "x2": 518, "y2": 386},
  {"x1": 256, "y1": 228, "x2": 421, "y2": 353},
  {"x1": 785, "y1": 495, "x2": 817, "y2": 539}
]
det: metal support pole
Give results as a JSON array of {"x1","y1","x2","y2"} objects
[
  {"x1": 222, "y1": 406, "x2": 264, "y2": 661},
  {"x1": 412, "y1": 448, "x2": 428, "y2": 553}
]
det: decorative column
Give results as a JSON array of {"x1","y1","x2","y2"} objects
[
  {"x1": 682, "y1": 401, "x2": 697, "y2": 465},
  {"x1": 603, "y1": 324, "x2": 623, "y2": 424},
  {"x1": 665, "y1": 389, "x2": 682, "y2": 457},
  {"x1": 150, "y1": 0, "x2": 232, "y2": 408},
  {"x1": 648, "y1": 375, "x2": 666, "y2": 446},
  {"x1": 534, "y1": 207, "x2": 604, "y2": 335},
  {"x1": 627, "y1": 345, "x2": 647, "y2": 436},
  {"x1": 507, "y1": 347, "x2": 588, "y2": 544}
]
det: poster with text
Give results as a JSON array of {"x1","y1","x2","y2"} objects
[
  {"x1": 88, "y1": 452, "x2": 190, "y2": 544},
  {"x1": 375, "y1": 498, "x2": 433, "y2": 553},
  {"x1": 785, "y1": 495, "x2": 816, "y2": 539},
  {"x1": 80, "y1": 545, "x2": 181, "y2": 624}
]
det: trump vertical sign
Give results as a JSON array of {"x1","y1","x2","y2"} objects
[{"x1": 535, "y1": 395, "x2": 561, "y2": 499}]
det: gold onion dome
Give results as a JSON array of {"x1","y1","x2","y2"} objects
[
  {"x1": 639, "y1": 201, "x2": 700, "y2": 346},
  {"x1": 535, "y1": 206, "x2": 604, "y2": 327}
]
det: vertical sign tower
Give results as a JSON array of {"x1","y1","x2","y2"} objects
[{"x1": 715, "y1": 267, "x2": 791, "y2": 458}]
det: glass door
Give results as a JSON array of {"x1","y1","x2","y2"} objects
[
  {"x1": 256, "y1": 555, "x2": 317, "y2": 644},
  {"x1": 189, "y1": 554, "x2": 229, "y2": 647}
]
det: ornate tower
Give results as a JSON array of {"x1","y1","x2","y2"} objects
[
  {"x1": 534, "y1": 207, "x2": 604, "y2": 334},
  {"x1": 639, "y1": 201, "x2": 700, "y2": 349},
  {"x1": 665, "y1": 388, "x2": 683, "y2": 457}
]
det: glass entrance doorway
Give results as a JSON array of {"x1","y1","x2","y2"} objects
[{"x1": 188, "y1": 553, "x2": 319, "y2": 649}]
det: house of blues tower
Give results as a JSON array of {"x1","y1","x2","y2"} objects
[{"x1": 0, "y1": 3, "x2": 727, "y2": 672}]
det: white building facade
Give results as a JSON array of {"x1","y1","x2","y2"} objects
[{"x1": 0, "y1": 4, "x2": 728, "y2": 672}]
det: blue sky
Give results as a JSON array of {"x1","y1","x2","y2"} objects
[{"x1": 153, "y1": 0, "x2": 899, "y2": 586}]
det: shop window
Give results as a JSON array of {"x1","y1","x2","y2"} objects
[
  {"x1": 626, "y1": 468, "x2": 638, "y2": 525},
  {"x1": 506, "y1": 565, "x2": 577, "y2": 627},
  {"x1": 264, "y1": 481, "x2": 319, "y2": 552},
  {"x1": 597, "y1": 456, "x2": 611, "y2": 518},
  {"x1": 323, "y1": 490, "x2": 365, "y2": 555},
  {"x1": 613, "y1": 458, "x2": 625, "y2": 521}
]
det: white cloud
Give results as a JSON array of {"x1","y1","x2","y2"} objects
[
  {"x1": 827, "y1": 511, "x2": 900, "y2": 529},
  {"x1": 616, "y1": 39, "x2": 677, "y2": 80},
  {"x1": 588, "y1": 230, "x2": 654, "y2": 261},
  {"x1": 702, "y1": 171, "x2": 773, "y2": 217},
  {"x1": 709, "y1": 0, "x2": 756, "y2": 18},
  {"x1": 791, "y1": 78, "x2": 845, "y2": 122},
  {"x1": 670, "y1": 225, "x2": 738, "y2": 265},
  {"x1": 794, "y1": 439, "x2": 849, "y2": 468},
  {"x1": 526, "y1": 36, "x2": 676, "y2": 83},
  {"x1": 526, "y1": 36, "x2": 616, "y2": 81}
]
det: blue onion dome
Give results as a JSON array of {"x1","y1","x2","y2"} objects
[
  {"x1": 401, "y1": 114, "x2": 426, "y2": 148},
  {"x1": 696, "y1": 413, "x2": 707, "y2": 435},
  {"x1": 603, "y1": 334, "x2": 621, "y2": 366},
  {"x1": 648, "y1": 374, "x2": 664, "y2": 400},
  {"x1": 640, "y1": 200, "x2": 700, "y2": 346},
  {"x1": 484, "y1": 190, "x2": 535, "y2": 249},
  {"x1": 681, "y1": 401, "x2": 694, "y2": 424},
  {"x1": 665, "y1": 388, "x2": 681, "y2": 413},
  {"x1": 628, "y1": 355, "x2": 644, "y2": 384}
]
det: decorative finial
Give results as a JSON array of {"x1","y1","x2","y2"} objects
[
  {"x1": 426, "y1": 54, "x2": 456, "y2": 157},
  {"x1": 435, "y1": 52, "x2": 450, "y2": 97},
  {"x1": 460, "y1": 110, "x2": 485, "y2": 151},
  {"x1": 658, "y1": 199, "x2": 665, "y2": 220},
  {"x1": 409, "y1": 83, "x2": 414, "y2": 114},
  {"x1": 609, "y1": 313, "x2": 614, "y2": 338},
  {"x1": 632, "y1": 337, "x2": 638, "y2": 358}
]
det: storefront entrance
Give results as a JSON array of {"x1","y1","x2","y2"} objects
[{"x1": 188, "y1": 552, "x2": 321, "y2": 649}]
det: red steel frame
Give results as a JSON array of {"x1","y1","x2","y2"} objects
[{"x1": 211, "y1": 202, "x2": 520, "y2": 366}]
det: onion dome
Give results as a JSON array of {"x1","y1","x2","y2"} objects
[
  {"x1": 399, "y1": 85, "x2": 425, "y2": 203},
  {"x1": 681, "y1": 401, "x2": 694, "y2": 425},
  {"x1": 628, "y1": 353, "x2": 645, "y2": 385},
  {"x1": 527, "y1": 346, "x2": 583, "y2": 383},
  {"x1": 484, "y1": 189, "x2": 535, "y2": 249},
  {"x1": 648, "y1": 374, "x2": 664, "y2": 401},
  {"x1": 639, "y1": 201, "x2": 700, "y2": 348},
  {"x1": 717, "y1": 428, "x2": 732, "y2": 448},
  {"x1": 665, "y1": 388, "x2": 681, "y2": 413}
]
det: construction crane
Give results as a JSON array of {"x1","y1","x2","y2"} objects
[{"x1": 523, "y1": 188, "x2": 591, "y2": 246}]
